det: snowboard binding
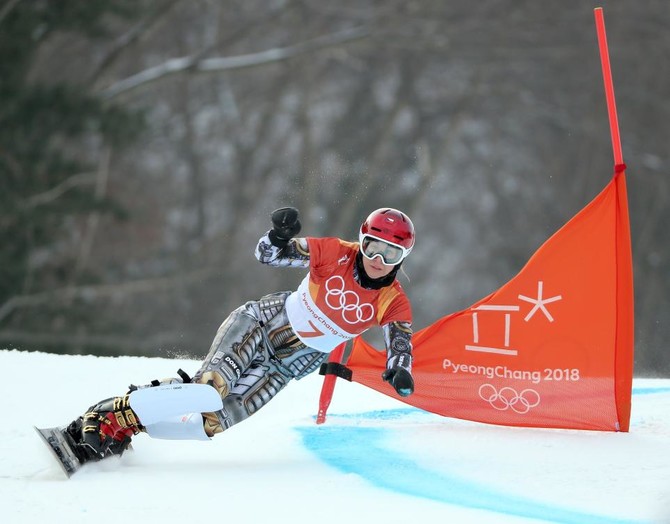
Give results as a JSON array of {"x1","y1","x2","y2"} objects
[{"x1": 67, "y1": 393, "x2": 142, "y2": 463}]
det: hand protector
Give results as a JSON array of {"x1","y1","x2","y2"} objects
[
  {"x1": 382, "y1": 366, "x2": 414, "y2": 397},
  {"x1": 269, "y1": 207, "x2": 302, "y2": 248}
]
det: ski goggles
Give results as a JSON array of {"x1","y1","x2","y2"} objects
[{"x1": 359, "y1": 234, "x2": 411, "y2": 266}]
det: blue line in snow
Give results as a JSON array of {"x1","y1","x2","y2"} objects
[
  {"x1": 298, "y1": 425, "x2": 642, "y2": 524},
  {"x1": 297, "y1": 384, "x2": 665, "y2": 523},
  {"x1": 632, "y1": 386, "x2": 670, "y2": 395}
]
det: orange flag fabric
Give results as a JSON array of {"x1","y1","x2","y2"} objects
[{"x1": 349, "y1": 172, "x2": 634, "y2": 431}]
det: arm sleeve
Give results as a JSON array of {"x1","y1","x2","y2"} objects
[
  {"x1": 255, "y1": 231, "x2": 310, "y2": 268},
  {"x1": 382, "y1": 321, "x2": 413, "y2": 373}
]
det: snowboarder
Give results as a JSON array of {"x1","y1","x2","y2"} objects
[{"x1": 57, "y1": 207, "x2": 416, "y2": 468}]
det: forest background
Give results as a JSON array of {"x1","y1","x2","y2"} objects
[{"x1": 1, "y1": 0, "x2": 668, "y2": 375}]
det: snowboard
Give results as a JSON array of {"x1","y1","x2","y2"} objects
[{"x1": 34, "y1": 426, "x2": 82, "y2": 478}]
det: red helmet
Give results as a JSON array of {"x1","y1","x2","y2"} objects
[{"x1": 359, "y1": 208, "x2": 415, "y2": 264}]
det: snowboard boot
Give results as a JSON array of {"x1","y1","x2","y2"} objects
[{"x1": 65, "y1": 394, "x2": 143, "y2": 465}]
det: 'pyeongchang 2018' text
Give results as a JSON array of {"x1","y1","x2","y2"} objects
[{"x1": 442, "y1": 359, "x2": 544, "y2": 384}]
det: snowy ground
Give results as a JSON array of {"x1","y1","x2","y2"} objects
[{"x1": 1, "y1": 349, "x2": 669, "y2": 524}]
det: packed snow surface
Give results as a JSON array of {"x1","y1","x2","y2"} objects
[{"x1": 1, "y1": 350, "x2": 669, "y2": 524}]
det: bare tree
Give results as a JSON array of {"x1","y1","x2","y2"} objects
[{"x1": 2, "y1": 0, "x2": 668, "y2": 374}]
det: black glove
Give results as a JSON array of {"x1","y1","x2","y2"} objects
[
  {"x1": 382, "y1": 367, "x2": 415, "y2": 397},
  {"x1": 268, "y1": 207, "x2": 301, "y2": 248}
]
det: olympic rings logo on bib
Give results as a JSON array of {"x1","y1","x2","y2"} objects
[{"x1": 324, "y1": 276, "x2": 375, "y2": 324}]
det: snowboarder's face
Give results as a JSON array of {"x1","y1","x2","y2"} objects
[{"x1": 361, "y1": 252, "x2": 395, "y2": 279}]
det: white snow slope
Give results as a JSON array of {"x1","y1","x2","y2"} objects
[{"x1": 1, "y1": 349, "x2": 669, "y2": 524}]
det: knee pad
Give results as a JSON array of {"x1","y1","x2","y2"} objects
[{"x1": 144, "y1": 413, "x2": 210, "y2": 441}]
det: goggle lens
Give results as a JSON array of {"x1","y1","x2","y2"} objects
[{"x1": 361, "y1": 236, "x2": 405, "y2": 265}]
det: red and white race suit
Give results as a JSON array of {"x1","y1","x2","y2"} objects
[{"x1": 280, "y1": 237, "x2": 412, "y2": 352}]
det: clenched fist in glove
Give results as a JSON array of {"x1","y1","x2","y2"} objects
[
  {"x1": 382, "y1": 353, "x2": 414, "y2": 397},
  {"x1": 269, "y1": 207, "x2": 302, "y2": 248}
]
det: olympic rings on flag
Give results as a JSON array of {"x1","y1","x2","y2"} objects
[
  {"x1": 325, "y1": 276, "x2": 375, "y2": 324},
  {"x1": 478, "y1": 384, "x2": 541, "y2": 414}
]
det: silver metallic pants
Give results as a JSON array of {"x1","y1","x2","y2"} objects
[{"x1": 192, "y1": 292, "x2": 327, "y2": 436}]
